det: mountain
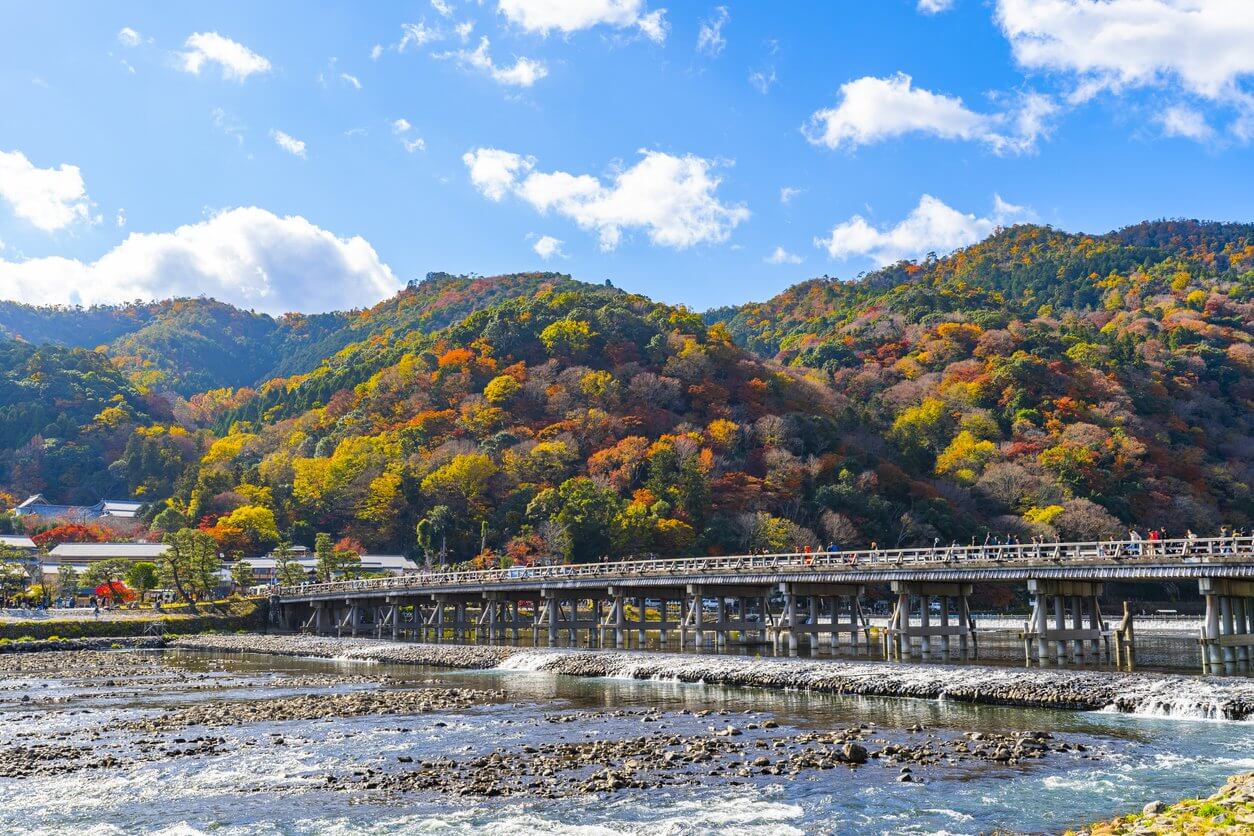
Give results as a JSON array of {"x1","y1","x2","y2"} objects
[
  {"x1": 0, "y1": 271, "x2": 587, "y2": 395},
  {"x1": 0, "y1": 221, "x2": 1250, "y2": 562}
]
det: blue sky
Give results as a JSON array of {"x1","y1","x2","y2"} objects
[{"x1": 1, "y1": 1, "x2": 1253, "y2": 314}]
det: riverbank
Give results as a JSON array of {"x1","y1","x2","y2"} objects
[
  {"x1": 1071, "y1": 772, "x2": 1254, "y2": 834},
  {"x1": 0, "y1": 598, "x2": 266, "y2": 641},
  {"x1": 170, "y1": 634, "x2": 1254, "y2": 720}
]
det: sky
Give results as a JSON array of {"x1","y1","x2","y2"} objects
[{"x1": 1, "y1": 0, "x2": 1253, "y2": 315}]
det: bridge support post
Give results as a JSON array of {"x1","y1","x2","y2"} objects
[
  {"x1": 887, "y1": 582, "x2": 975, "y2": 660},
  {"x1": 1199, "y1": 579, "x2": 1254, "y2": 674},
  {"x1": 1024, "y1": 580, "x2": 1109, "y2": 667}
]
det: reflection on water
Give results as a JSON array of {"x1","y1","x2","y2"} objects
[{"x1": 2, "y1": 649, "x2": 1250, "y2": 835}]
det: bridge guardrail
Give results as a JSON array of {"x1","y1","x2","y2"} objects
[{"x1": 276, "y1": 536, "x2": 1254, "y2": 599}]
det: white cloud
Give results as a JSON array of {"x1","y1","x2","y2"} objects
[
  {"x1": 464, "y1": 147, "x2": 749, "y2": 250},
  {"x1": 0, "y1": 149, "x2": 93, "y2": 232},
  {"x1": 455, "y1": 21, "x2": 476, "y2": 42},
  {"x1": 370, "y1": 44, "x2": 384, "y2": 60},
  {"x1": 779, "y1": 186, "x2": 803, "y2": 204},
  {"x1": 340, "y1": 72, "x2": 362, "y2": 89},
  {"x1": 749, "y1": 66, "x2": 776, "y2": 94},
  {"x1": 697, "y1": 6, "x2": 728, "y2": 56},
  {"x1": 116, "y1": 209, "x2": 126, "y2": 228},
  {"x1": 212, "y1": 107, "x2": 246, "y2": 146},
  {"x1": 533, "y1": 235, "x2": 564, "y2": 259},
  {"x1": 465, "y1": 148, "x2": 534, "y2": 201},
  {"x1": 766, "y1": 246, "x2": 802, "y2": 265},
  {"x1": 803, "y1": 72, "x2": 1055, "y2": 154},
  {"x1": 179, "y1": 32, "x2": 272, "y2": 82},
  {"x1": 498, "y1": 0, "x2": 668, "y2": 43},
  {"x1": 1158, "y1": 104, "x2": 1213, "y2": 141},
  {"x1": 117, "y1": 27, "x2": 144, "y2": 47},
  {"x1": 398, "y1": 22, "x2": 442, "y2": 52},
  {"x1": 392, "y1": 118, "x2": 413, "y2": 134},
  {"x1": 270, "y1": 130, "x2": 307, "y2": 158},
  {"x1": 917, "y1": 0, "x2": 955, "y2": 13},
  {"x1": 996, "y1": 0, "x2": 1254, "y2": 103},
  {"x1": 815, "y1": 194, "x2": 1030, "y2": 265},
  {"x1": 439, "y1": 37, "x2": 547, "y2": 87},
  {"x1": 0, "y1": 207, "x2": 399, "y2": 314},
  {"x1": 403, "y1": 137, "x2": 427, "y2": 153},
  {"x1": 432, "y1": 0, "x2": 454, "y2": 17}
]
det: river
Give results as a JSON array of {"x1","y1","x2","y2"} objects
[{"x1": 2, "y1": 644, "x2": 1251, "y2": 835}]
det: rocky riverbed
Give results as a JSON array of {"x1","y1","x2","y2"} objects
[
  {"x1": 172, "y1": 634, "x2": 1254, "y2": 720},
  {"x1": 118, "y1": 685, "x2": 505, "y2": 732},
  {"x1": 343, "y1": 716, "x2": 1096, "y2": 799}
]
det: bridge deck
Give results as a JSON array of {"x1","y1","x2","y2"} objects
[{"x1": 278, "y1": 536, "x2": 1254, "y2": 603}]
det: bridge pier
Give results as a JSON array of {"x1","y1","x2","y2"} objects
[
  {"x1": 777, "y1": 583, "x2": 868, "y2": 655},
  {"x1": 683, "y1": 585, "x2": 771, "y2": 650},
  {"x1": 1199, "y1": 578, "x2": 1254, "y2": 674},
  {"x1": 885, "y1": 582, "x2": 975, "y2": 661},
  {"x1": 1023, "y1": 580, "x2": 1110, "y2": 666}
]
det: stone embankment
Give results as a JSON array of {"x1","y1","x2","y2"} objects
[
  {"x1": 1071, "y1": 772, "x2": 1254, "y2": 835},
  {"x1": 171, "y1": 634, "x2": 1254, "y2": 720},
  {"x1": 0, "y1": 636, "x2": 165, "y2": 654}
]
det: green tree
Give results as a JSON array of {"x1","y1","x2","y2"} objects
[
  {"x1": 151, "y1": 505, "x2": 188, "y2": 535},
  {"x1": 272, "y1": 540, "x2": 307, "y2": 586},
  {"x1": 230, "y1": 558, "x2": 256, "y2": 591},
  {"x1": 0, "y1": 545, "x2": 30, "y2": 599},
  {"x1": 55, "y1": 564, "x2": 80, "y2": 600},
  {"x1": 161, "y1": 528, "x2": 220, "y2": 605},
  {"x1": 544, "y1": 477, "x2": 624, "y2": 563},
  {"x1": 125, "y1": 561, "x2": 158, "y2": 602}
]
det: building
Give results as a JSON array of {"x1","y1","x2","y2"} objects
[
  {"x1": 42, "y1": 542, "x2": 169, "y2": 580},
  {"x1": 236, "y1": 551, "x2": 418, "y2": 584},
  {"x1": 0, "y1": 535, "x2": 37, "y2": 551},
  {"x1": 13, "y1": 494, "x2": 145, "y2": 520}
]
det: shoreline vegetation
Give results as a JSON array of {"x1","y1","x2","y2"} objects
[
  {"x1": 0, "y1": 598, "x2": 264, "y2": 643},
  {"x1": 1070, "y1": 772, "x2": 1254, "y2": 835},
  {"x1": 167, "y1": 633, "x2": 1254, "y2": 721}
]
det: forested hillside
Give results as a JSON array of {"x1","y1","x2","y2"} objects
[{"x1": 0, "y1": 221, "x2": 1250, "y2": 564}]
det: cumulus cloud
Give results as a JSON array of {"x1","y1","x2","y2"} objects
[
  {"x1": 498, "y1": 0, "x2": 668, "y2": 43},
  {"x1": 270, "y1": 130, "x2": 307, "y2": 158},
  {"x1": 917, "y1": 0, "x2": 955, "y2": 13},
  {"x1": 0, "y1": 207, "x2": 398, "y2": 314},
  {"x1": 996, "y1": 0, "x2": 1254, "y2": 103},
  {"x1": 340, "y1": 72, "x2": 362, "y2": 89},
  {"x1": 438, "y1": 37, "x2": 547, "y2": 87},
  {"x1": 179, "y1": 32, "x2": 272, "y2": 81},
  {"x1": 431, "y1": 0, "x2": 454, "y2": 17},
  {"x1": 533, "y1": 235, "x2": 565, "y2": 259},
  {"x1": 697, "y1": 6, "x2": 729, "y2": 56},
  {"x1": 117, "y1": 27, "x2": 144, "y2": 47},
  {"x1": 1158, "y1": 104, "x2": 1213, "y2": 141},
  {"x1": 0, "y1": 149, "x2": 93, "y2": 232},
  {"x1": 464, "y1": 147, "x2": 749, "y2": 250},
  {"x1": 765, "y1": 246, "x2": 802, "y2": 265},
  {"x1": 815, "y1": 194, "x2": 1030, "y2": 265},
  {"x1": 803, "y1": 72, "x2": 1055, "y2": 154}
]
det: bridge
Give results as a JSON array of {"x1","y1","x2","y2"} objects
[{"x1": 273, "y1": 536, "x2": 1254, "y2": 674}]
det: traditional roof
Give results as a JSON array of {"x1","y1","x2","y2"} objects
[
  {"x1": 0, "y1": 535, "x2": 37, "y2": 550},
  {"x1": 47, "y1": 542, "x2": 168, "y2": 561}
]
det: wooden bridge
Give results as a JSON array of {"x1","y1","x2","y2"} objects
[{"x1": 273, "y1": 536, "x2": 1254, "y2": 674}]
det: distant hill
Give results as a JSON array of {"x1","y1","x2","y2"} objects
[{"x1": 0, "y1": 222, "x2": 1250, "y2": 560}]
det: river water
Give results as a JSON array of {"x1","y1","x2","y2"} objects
[{"x1": 3, "y1": 648, "x2": 1252, "y2": 835}]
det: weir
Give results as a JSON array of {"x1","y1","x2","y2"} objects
[{"x1": 273, "y1": 536, "x2": 1254, "y2": 674}]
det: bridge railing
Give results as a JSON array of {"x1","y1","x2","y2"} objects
[{"x1": 277, "y1": 535, "x2": 1254, "y2": 599}]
